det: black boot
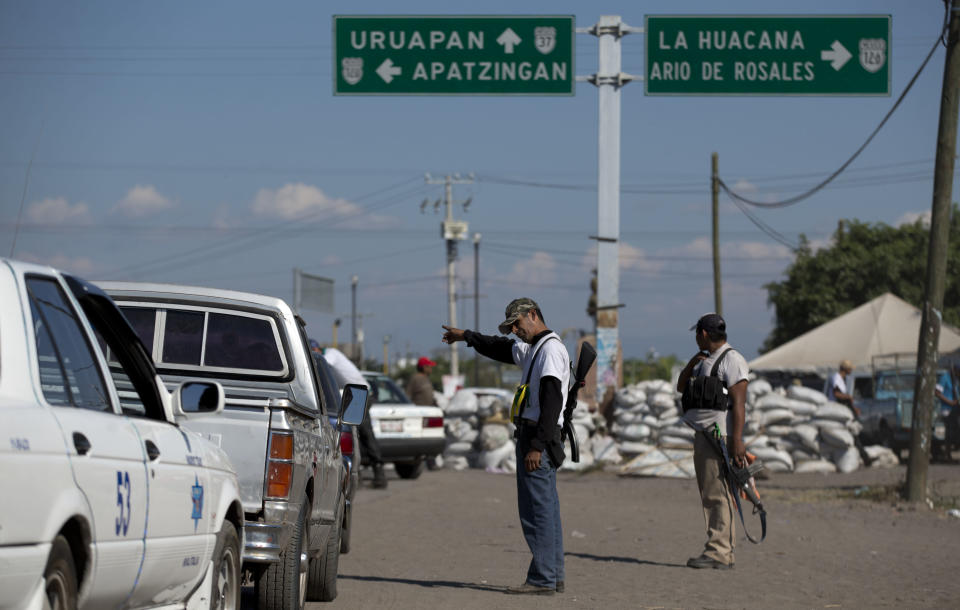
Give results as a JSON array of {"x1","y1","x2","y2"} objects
[{"x1": 373, "y1": 462, "x2": 388, "y2": 489}]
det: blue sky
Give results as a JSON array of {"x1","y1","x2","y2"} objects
[{"x1": 0, "y1": 1, "x2": 954, "y2": 366}]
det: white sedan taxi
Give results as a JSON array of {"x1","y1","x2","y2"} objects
[
  {"x1": 361, "y1": 372, "x2": 445, "y2": 480},
  {"x1": 0, "y1": 259, "x2": 244, "y2": 610}
]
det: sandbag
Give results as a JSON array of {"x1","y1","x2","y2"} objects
[
  {"x1": 787, "y1": 385, "x2": 828, "y2": 405},
  {"x1": 790, "y1": 424, "x2": 821, "y2": 452},
  {"x1": 443, "y1": 455, "x2": 470, "y2": 470},
  {"x1": 811, "y1": 418, "x2": 846, "y2": 430},
  {"x1": 648, "y1": 392, "x2": 678, "y2": 412},
  {"x1": 618, "y1": 441, "x2": 656, "y2": 456},
  {"x1": 445, "y1": 441, "x2": 474, "y2": 455},
  {"x1": 765, "y1": 460, "x2": 793, "y2": 473},
  {"x1": 749, "y1": 446, "x2": 794, "y2": 470},
  {"x1": 446, "y1": 418, "x2": 474, "y2": 441},
  {"x1": 761, "y1": 408, "x2": 794, "y2": 427},
  {"x1": 747, "y1": 378, "x2": 773, "y2": 398},
  {"x1": 559, "y1": 446, "x2": 594, "y2": 471},
  {"x1": 815, "y1": 402, "x2": 854, "y2": 422},
  {"x1": 618, "y1": 423, "x2": 652, "y2": 441},
  {"x1": 791, "y1": 447, "x2": 821, "y2": 463},
  {"x1": 592, "y1": 435, "x2": 623, "y2": 464},
  {"x1": 479, "y1": 440, "x2": 516, "y2": 470},
  {"x1": 445, "y1": 390, "x2": 479, "y2": 415},
  {"x1": 755, "y1": 393, "x2": 794, "y2": 411},
  {"x1": 765, "y1": 424, "x2": 794, "y2": 437},
  {"x1": 641, "y1": 414, "x2": 661, "y2": 428},
  {"x1": 660, "y1": 424, "x2": 695, "y2": 440},
  {"x1": 659, "y1": 435, "x2": 695, "y2": 449},
  {"x1": 864, "y1": 444, "x2": 899, "y2": 468},
  {"x1": 794, "y1": 459, "x2": 837, "y2": 474},
  {"x1": 832, "y1": 446, "x2": 861, "y2": 473},
  {"x1": 820, "y1": 426, "x2": 855, "y2": 448},
  {"x1": 615, "y1": 411, "x2": 637, "y2": 425},
  {"x1": 657, "y1": 406, "x2": 680, "y2": 421},
  {"x1": 479, "y1": 423, "x2": 511, "y2": 451},
  {"x1": 641, "y1": 379, "x2": 674, "y2": 394}
]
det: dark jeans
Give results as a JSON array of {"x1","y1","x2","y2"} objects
[
  {"x1": 357, "y1": 413, "x2": 383, "y2": 464},
  {"x1": 515, "y1": 435, "x2": 564, "y2": 588}
]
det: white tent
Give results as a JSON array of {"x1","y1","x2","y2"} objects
[{"x1": 749, "y1": 293, "x2": 960, "y2": 373}]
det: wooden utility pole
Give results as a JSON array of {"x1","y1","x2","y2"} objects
[
  {"x1": 712, "y1": 152, "x2": 722, "y2": 316},
  {"x1": 906, "y1": 0, "x2": 959, "y2": 503}
]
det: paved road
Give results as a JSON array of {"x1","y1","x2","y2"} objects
[{"x1": 304, "y1": 463, "x2": 960, "y2": 609}]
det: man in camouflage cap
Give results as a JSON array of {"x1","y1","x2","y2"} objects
[{"x1": 443, "y1": 297, "x2": 570, "y2": 595}]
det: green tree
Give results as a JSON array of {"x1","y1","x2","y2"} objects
[{"x1": 761, "y1": 209, "x2": 960, "y2": 354}]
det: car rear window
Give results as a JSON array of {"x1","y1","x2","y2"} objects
[
  {"x1": 365, "y1": 375, "x2": 410, "y2": 404},
  {"x1": 119, "y1": 304, "x2": 287, "y2": 375},
  {"x1": 204, "y1": 312, "x2": 283, "y2": 371}
]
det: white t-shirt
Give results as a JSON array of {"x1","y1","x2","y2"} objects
[
  {"x1": 823, "y1": 372, "x2": 846, "y2": 399},
  {"x1": 323, "y1": 347, "x2": 368, "y2": 388},
  {"x1": 681, "y1": 343, "x2": 750, "y2": 435},
  {"x1": 512, "y1": 332, "x2": 570, "y2": 427}
]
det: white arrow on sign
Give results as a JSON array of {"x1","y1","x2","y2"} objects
[
  {"x1": 376, "y1": 58, "x2": 402, "y2": 83},
  {"x1": 820, "y1": 40, "x2": 852, "y2": 71},
  {"x1": 496, "y1": 28, "x2": 521, "y2": 54}
]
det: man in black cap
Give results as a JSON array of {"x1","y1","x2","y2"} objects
[
  {"x1": 677, "y1": 313, "x2": 750, "y2": 570},
  {"x1": 442, "y1": 297, "x2": 570, "y2": 595}
]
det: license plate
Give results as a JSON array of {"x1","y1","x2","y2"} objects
[{"x1": 380, "y1": 420, "x2": 403, "y2": 433}]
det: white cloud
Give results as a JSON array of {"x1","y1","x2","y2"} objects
[
  {"x1": 26, "y1": 197, "x2": 92, "y2": 224},
  {"x1": 731, "y1": 179, "x2": 757, "y2": 193},
  {"x1": 507, "y1": 251, "x2": 558, "y2": 286},
  {"x1": 19, "y1": 252, "x2": 96, "y2": 275},
  {"x1": 583, "y1": 242, "x2": 664, "y2": 273},
  {"x1": 114, "y1": 184, "x2": 175, "y2": 217},
  {"x1": 251, "y1": 182, "x2": 399, "y2": 229},
  {"x1": 895, "y1": 210, "x2": 931, "y2": 228}
]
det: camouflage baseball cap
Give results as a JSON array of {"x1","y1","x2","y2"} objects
[{"x1": 498, "y1": 297, "x2": 539, "y2": 334}]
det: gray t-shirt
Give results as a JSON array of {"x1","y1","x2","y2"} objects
[{"x1": 681, "y1": 343, "x2": 750, "y2": 436}]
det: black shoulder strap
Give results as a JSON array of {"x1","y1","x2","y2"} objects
[
  {"x1": 709, "y1": 348, "x2": 734, "y2": 378},
  {"x1": 523, "y1": 335, "x2": 560, "y2": 386}
]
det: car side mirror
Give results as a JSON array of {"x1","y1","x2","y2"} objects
[
  {"x1": 173, "y1": 381, "x2": 225, "y2": 417},
  {"x1": 339, "y1": 383, "x2": 369, "y2": 426}
]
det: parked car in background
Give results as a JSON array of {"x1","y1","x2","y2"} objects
[
  {"x1": 100, "y1": 282, "x2": 367, "y2": 609},
  {"x1": 312, "y1": 351, "x2": 361, "y2": 554},
  {"x1": 361, "y1": 371, "x2": 445, "y2": 480},
  {"x1": 0, "y1": 259, "x2": 245, "y2": 610},
  {"x1": 856, "y1": 353, "x2": 950, "y2": 461}
]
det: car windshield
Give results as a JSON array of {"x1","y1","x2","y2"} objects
[{"x1": 365, "y1": 374, "x2": 411, "y2": 404}]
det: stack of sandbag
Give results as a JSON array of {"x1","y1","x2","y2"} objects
[
  {"x1": 745, "y1": 380, "x2": 898, "y2": 473},
  {"x1": 559, "y1": 399, "x2": 605, "y2": 471},
  {"x1": 476, "y1": 420, "x2": 516, "y2": 472},
  {"x1": 442, "y1": 414, "x2": 478, "y2": 471},
  {"x1": 610, "y1": 379, "x2": 681, "y2": 455}
]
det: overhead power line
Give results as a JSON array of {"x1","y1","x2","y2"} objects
[{"x1": 720, "y1": 5, "x2": 950, "y2": 209}]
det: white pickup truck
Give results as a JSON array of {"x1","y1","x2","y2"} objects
[
  {"x1": 0, "y1": 259, "x2": 245, "y2": 610},
  {"x1": 99, "y1": 282, "x2": 367, "y2": 609}
]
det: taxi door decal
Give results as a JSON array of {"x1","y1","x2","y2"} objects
[
  {"x1": 191, "y1": 475, "x2": 204, "y2": 532},
  {"x1": 116, "y1": 470, "x2": 132, "y2": 536}
]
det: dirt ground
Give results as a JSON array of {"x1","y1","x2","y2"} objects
[{"x1": 298, "y1": 461, "x2": 960, "y2": 609}]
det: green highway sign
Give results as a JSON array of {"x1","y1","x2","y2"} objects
[
  {"x1": 333, "y1": 15, "x2": 574, "y2": 96},
  {"x1": 645, "y1": 15, "x2": 891, "y2": 96}
]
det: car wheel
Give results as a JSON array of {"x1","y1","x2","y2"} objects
[
  {"x1": 256, "y1": 502, "x2": 308, "y2": 610},
  {"x1": 211, "y1": 521, "x2": 241, "y2": 610},
  {"x1": 44, "y1": 535, "x2": 78, "y2": 610},
  {"x1": 307, "y1": 496, "x2": 343, "y2": 602},
  {"x1": 394, "y1": 460, "x2": 425, "y2": 480}
]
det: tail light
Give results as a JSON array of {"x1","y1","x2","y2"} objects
[
  {"x1": 423, "y1": 416, "x2": 444, "y2": 428},
  {"x1": 340, "y1": 430, "x2": 354, "y2": 456},
  {"x1": 266, "y1": 432, "x2": 293, "y2": 499}
]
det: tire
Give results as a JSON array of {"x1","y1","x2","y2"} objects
[
  {"x1": 394, "y1": 460, "x2": 425, "y2": 480},
  {"x1": 44, "y1": 535, "x2": 78, "y2": 610},
  {"x1": 256, "y1": 502, "x2": 308, "y2": 610},
  {"x1": 211, "y1": 521, "x2": 241, "y2": 610},
  {"x1": 339, "y1": 502, "x2": 351, "y2": 555},
  {"x1": 307, "y1": 496, "x2": 343, "y2": 602}
]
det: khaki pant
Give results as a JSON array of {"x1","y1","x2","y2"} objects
[{"x1": 693, "y1": 431, "x2": 735, "y2": 565}]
